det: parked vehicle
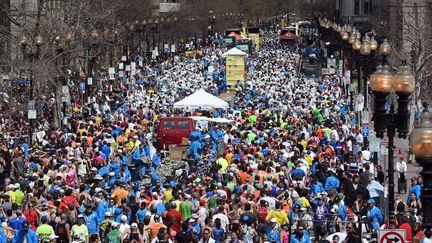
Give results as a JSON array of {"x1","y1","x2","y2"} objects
[{"x1": 157, "y1": 117, "x2": 195, "y2": 148}]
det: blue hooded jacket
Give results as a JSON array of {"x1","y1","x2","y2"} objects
[{"x1": 12, "y1": 229, "x2": 38, "y2": 243}]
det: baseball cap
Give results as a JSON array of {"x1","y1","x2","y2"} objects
[
  {"x1": 121, "y1": 215, "x2": 127, "y2": 222},
  {"x1": 49, "y1": 234, "x2": 59, "y2": 240},
  {"x1": 22, "y1": 222, "x2": 30, "y2": 230},
  {"x1": 77, "y1": 215, "x2": 84, "y2": 219},
  {"x1": 131, "y1": 223, "x2": 138, "y2": 228},
  {"x1": 270, "y1": 218, "x2": 277, "y2": 223},
  {"x1": 367, "y1": 199, "x2": 375, "y2": 204}
]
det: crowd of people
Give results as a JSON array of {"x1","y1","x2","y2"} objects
[{"x1": 0, "y1": 28, "x2": 427, "y2": 243}]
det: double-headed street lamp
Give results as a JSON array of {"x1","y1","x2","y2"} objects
[
  {"x1": 370, "y1": 62, "x2": 415, "y2": 228},
  {"x1": 18, "y1": 35, "x2": 46, "y2": 145},
  {"x1": 410, "y1": 105, "x2": 432, "y2": 233},
  {"x1": 319, "y1": 17, "x2": 416, "y2": 228}
]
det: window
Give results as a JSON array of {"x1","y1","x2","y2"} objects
[
  {"x1": 363, "y1": 0, "x2": 370, "y2": 15},
  {"x1": 177, "y1": 120, "x2": 190, "y2": 130},
  {"x1": 354, "y1": 0, "x2": 360, "y2": 15},
  {"x1": 163, "y1": 120, "x2": 175, "y2": 130}
]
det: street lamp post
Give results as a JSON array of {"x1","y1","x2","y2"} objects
[
  {"x1": 18, "y1": 35, "x2": 45, "y2": 146},
  {"x1": 370, "y1": 62, "x2": 415, "y2": 228},
  {"x1": 410, "y1": 105, "x2": 432, "y2": 232}
]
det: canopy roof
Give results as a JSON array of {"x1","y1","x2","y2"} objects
[
  {"x1": 174, "y1": 89, "x2": 228, "y2": 109},
  {"x1": 221, "y1": 47, "x2": 247, "y2": 57},
  {"x1": 280, "y1": 32, "x2": 299, "y2": 40},
  {"x1": 228, "y1": 32, "x2": 242, "y2": 40},
  {"x1": 190, "y1": 116, "x2": 234, "y2": 123}
]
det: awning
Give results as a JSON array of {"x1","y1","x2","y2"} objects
[
  {"x1": 280, "y1": 32, "x2": 299, "y2": 40},
  {"x1": 228, "y1": 32, "x2": 241, "y2": 40}
]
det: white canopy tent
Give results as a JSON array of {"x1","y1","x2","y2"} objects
[
  {"x1": 174, "y1": 89, "x2": 229, "y2": 109},
  {"x1": 221, "y1": 47, "x2": 248, "y2": 58},
  {"x1": 190, "y1": 116, "x2": 234, "y2": 123}
]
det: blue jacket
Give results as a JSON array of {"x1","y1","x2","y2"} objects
[
  {"x1": 325, "y1": 175, "x2": 340, "y2": 191},
  {"x1": 188, "y1": 140, "x2": 201, "y2": 160},
  {"x1": 12, "y1": 229, "x2": 38, "y2": 243},
  {"x1": 132, "y1": 148, "x2": 149, "y2": 162},
  {"x1": 338, "y1": 203, "x2": 347, "y2": 222},
  {"x1": 0, "y1": 230, "x2": 6, "y2": 243},
  {"x1": 8, "y1": 217, "x2": 25, "y2": 230},
  {"x1": 313, "y1": 182, "x2": 325, "y2": 195},
  {"x1": 84, "y1": 212, "x2": 99, "y2": 234},
  {"x1": 366, "y1": 206, "x2": 383, "y2": 230},
  {"x1": 290, "y1": 231, "x2": 311, "y2": 243}
]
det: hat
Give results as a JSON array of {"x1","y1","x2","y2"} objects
[
  {"x1": 269, "y1": 218, "x2": 277, "y2": 223},
  {"x1": 121, "y1": 215, "x2": 127, "y2": 222},
  {"x1": 131, "y1": 223, "x2": 138, "y2": 228},
  {"x1": 14, "y1": 183, "x2": 20, "y2": 188},
  {"x1": 145, "y1": 212, "x2": 151, "y2": 217},
  {"x1": 77, "y1": 215, "x2": 84, "y2": 219},
  {"x1": 300, "y1": 207, "x2": 307, "y2": 212},
  {"x1": 22, "y1": 222, "x2": 30, "y2": 230},
  {"x1": 189, "y1": 218, "x2": 196, "y2": 223},
  {"x1": 49, "y1": 234, "x2": 59, "y2": 240},
  {"x1": 112, "y1": 222, "x2": 120, "y2": 228},
  {"x1": 109, "y1": 172, "x2": 115, "y2": 176},
  {"x1": 105, "y1": 212, "x2": 112, "y2": 217},
  {"x1": 367, "y1": 199, "x2": 375, "y2": 204},
  {"x1": 95, "y1": 188, "x2": 102, "y2": 193},
  {"x1": 94, "y1": 174, "x2": 103, "y2": 180}
]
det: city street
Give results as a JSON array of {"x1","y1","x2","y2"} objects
[{"x1": 0, "y1": 1, "x2": 431, "y2": 243}]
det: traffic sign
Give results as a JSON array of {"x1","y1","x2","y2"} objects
[
  {"x1": 322, "y1": 68, "x2": 331, "y2": 75},
  {"x1": 378, "y1": 229, "x2": 406, "y2": 243},
  {"x1": 361, "y1": 110, "x2": 369, "y2": 125},
  {"x1": 369, "y1": 139, "x2": 380, "y2": 152},
  {"x1": 362, "y1": 126, "x2": 369, "y2": 137}
]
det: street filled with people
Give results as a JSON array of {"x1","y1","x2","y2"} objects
[{"x1": 0, "y1": 28, "x2": 425, "y2": 243}]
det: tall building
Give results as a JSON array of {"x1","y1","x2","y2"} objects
[
  {"x1": 158, "y1": 0, "x2": 180, "y2": 14},
  {"x1": 0, "y1": 0, "x2": 11, "y2": 73},
  {"x1": 336, "y1": 0, "x2": 374, "y2": 25}
]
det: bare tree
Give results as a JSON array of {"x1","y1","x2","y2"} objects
[{"x1": 371, "y1": 2, "x2": 432, "y2": 106}]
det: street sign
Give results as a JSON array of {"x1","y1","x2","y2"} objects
[
  {"x1": 80, "y1": 82, "x2": 85, "y2": 91},
  {"x1": 28, "y1": 110, "x2": 36, "y2": 119},
  {"x1": 28, "y1": 100, "x2": 35, "y2": 110},
  {"x1": 62, "y1": 85, "x2": 69, "y2": 94},
  {"x1": 378, "y1": 229, "x2": 406, "y2": 243},
  {"x1": 362, "y1": 126, "x2": 369, "y2": 137},
  {"x1": 322, "y1": 68, "x2": 330, "y2": 75},
  {"x1": 361, "y1": 110, "x2": 369, "y2": 125},
  {"x1": 369, "y1": 139, "x2": 380, "y2": 152}
]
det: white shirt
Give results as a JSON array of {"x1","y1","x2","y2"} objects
[
  {"x1": 356, "y1": 133, "x2": 364, "y2": 144},
  {"x1": 367, "y1": 180, "x2": 384, "y2": 198},
  {"x1": 396, "y1": 161, "x2": 407, "y2": 175},
  {"x1": 198, "y1": 238, "x2": 216, "y2": 243},
  {"x1": 260, "y1": 196, "x2": 276, "y2": 210},
  {"x1": 212, "y1": 213, "x2": 230, "y2": 232}
]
